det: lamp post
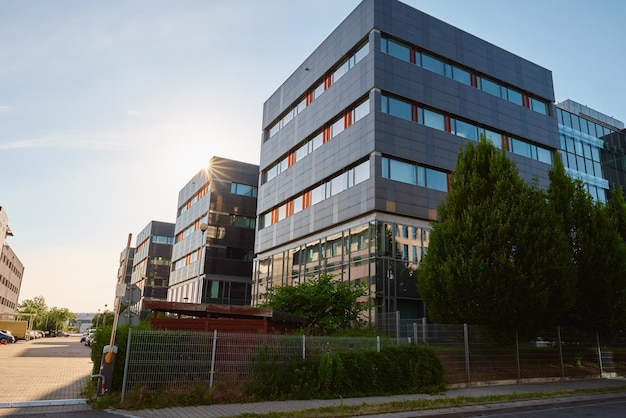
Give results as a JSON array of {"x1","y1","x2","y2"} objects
[
  {"x1": 196, "y1": 223, "x2": 209, "y2": 304},
  {"x1": 96, "y1": 309, "x2": 101, "y2": 328},
  {"x1": 103, "y1": 304, "x2": 108, "y2": 326}
]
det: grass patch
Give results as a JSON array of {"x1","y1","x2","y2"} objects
[{"x1": 234, "y1": 386, "x2": 626, "y2": 417}]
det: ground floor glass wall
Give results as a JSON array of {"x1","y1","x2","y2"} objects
[{"x1": 253, "y1": 219, "x2": 430, "y2": 327}]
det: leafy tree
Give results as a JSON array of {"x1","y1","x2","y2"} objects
[
  {"x1": 46, "y1": 307, "x2": 76, "y2": 332},
  {"x1": 18, "y1": 296, "x2": 48, "y2": 329},
  {"x1": 418, "y1": 139, "x2": 575, "y2": 341},
  {"x1": 549, "y1": 160, "x2": 626, "y2": 335},
  {"x1": 261, "y1": 273, "x2": 368, "y2": 335}
]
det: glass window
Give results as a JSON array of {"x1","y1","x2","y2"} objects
[
  {"x1": 583, "y1": 143, "x2": 592, "y2": 159},
  {"x1": 511, "y1": 138, "x2": 531, "y2": 158},
  {"x1": 383, "y1": 96, "x2": 412, "y2": 121},
  {"x1": 278, "y1": 204, "x2": 287, "y2": 221},
  {"x1": 565, "y1": 136, "x2": 575, "y2": 153},
  {"x1": 313, "y1": 82, "x2": 324, "y2": 100},
  {"x1": 422, "y1": 53, "x2": 444, "y2": 75},
  {"x1": 575, "y1": 139, "x2": 583, "y2": 156},
  {"x1": 591, "y1": 147, "x2": 600, "y2": 162},
  {"x1": 261, "y1": 212, "x2": 271, "y2": 229},
  {"x1": 585, "y1": 158, "x2": 594, "y2": 175},
  {"x1": 560, "y1": 134, "x2": 566, "y2": 150},
  {"x1": 556, "y1": 108, "x2": 564, "y2": 125},
  {"x1": 454, "y1": 119, "x2": 477, "y2": 141},
  {"x1": 531, "y1": 98, "x2": 547, "y2": 115},
  {"x1": 311, "y1": 132, "x2": 323, "y2": 151},
  {"x1": 536, "y1": 147, "x2": 552, "y2": 164},
  {"x1": 389, "y1": 159, "x2": 416, "y2": 184},
  {"x1": 331, "y1": 118, "x2": 345, "y2": 138},
  {"x1": 384, "y1": 38, "x2": 411, "y2": 62},
  {"x1": 354, "y1": 99, "x2": 369, "y2": 122},
  {"x1": 426, "y1": 169, "x2": 448, "y2": 192},
  {"x1": 311, "y1": 184, "x2": 325, "y2": 205},
  {"x1": 417, "y1": 166, "x2": 425, "y2": 187},
  {"x1": 480, "y1": 77, "x2": 501, "y2": 97},
  {"x1": 295, "y1": 143, "x2": 308, "y2": 162},
  {"x1": 269, "y1": 123, "x2": 279, "y2": 138},
  {"x1": 507, "y1": 88, "x2": 523, "y2": 106},
  {"x1": 482, "y1": 129, "x2": 502, "y2": 148},
  {"x1": 382, "y1": 157, "x2": 390, "y2": 178},
  {"x1": 576, "y1": 156, "x2": 585, "y2": 172},
  {"x1": 330, "y1": 174, "x2": 346, "y2": 196},
  {"x1": 570, "y1": 114, "x2": 581, "y2": 131},
  {"x1": 297, "y1": 97, "x2": 306, "y2": 114},
  {"x1": 579, "y1": 118, "x2": 589, "y2": 135},
  {"x1": 354, "y1": 41, "x2": 369, "y2": 64},
  {"x1": 282, "y1": 108, "x2": 294, "y2": 126},
  {"x1": 561, "y1": 110, "x2": 572, "y2": 128},
  {"x1": 452, "y1": 66, "x2": 471, "y2": 85},
  {"x1": 351, "y1": 161, "x2": 369, "y2": 185},
  {"x1": 423, "y1": 109, "x2": 444, "y2": 131},
  {"x1": 593, "y1": 161, "x2": 602, "y2": 177},
  {"x1": 587, "y1": 122, "x2": 597, "y2": 137},
  {"x1": 333, "y1": 61, "x2": 349, "y2": 82},
  {"x1": 266, "y1": 165, "x2": 278, "y2": 182},
  {"x1": 293, "y1": 195, "x2": 303, "y2": 214}
]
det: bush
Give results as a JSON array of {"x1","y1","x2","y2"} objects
[{"x1": 245, "y1": 343, "x2": 445, "y2": 400}]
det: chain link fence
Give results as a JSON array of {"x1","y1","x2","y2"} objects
[{"x1": 120, "y1": 320, "x2": 625, "y2": 400}]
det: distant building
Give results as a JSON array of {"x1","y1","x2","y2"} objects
[
  {"x1": 555, "y1": 100, "x2": 626, "y2": 201},
  {"x1": 253, "y1": 0, "x2": 558, "y2": 327},
  {"x1": 0, "y1": 207, "x2": 23, "y2": 314},
  {"x1": 130, "y1": 220, "x2": 175, "y2": 308},
  {"x1": 168, "y1": 156, "x2": 259, "y2": 305},
  {"x1": 0, "y1": 244, "x2": 24, "y2": 314}
]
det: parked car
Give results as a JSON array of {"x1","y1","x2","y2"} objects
[
  {"x1": 80, "y1": 333, "x2": 88, "y2": 343},
  {"x1": 0, "y1": 330, "x2": 15, "y2": 344}
]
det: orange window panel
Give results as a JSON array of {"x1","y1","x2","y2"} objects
[
  {"x1": 410, "y1": 48, "x2": 417, "y2": 64},
  {"x1": 444, "y1": 115, "x2": 452, "y2": 133},
  {"x1": 411, "y1": 103, "x2": 419, "y2": 123},
  {"x1": 522, "y1": 94, "x2": 530, "y2": 108},
  {"x1": 286, "y1": 201, "x2": 294, "y2": 217},
  {"x1": 502, "y1": 135, "x2": 510, "y2": 151},
  {"x1": 288, "y1": 152, "x2": 296, "y2": 167},
  {"x1": 324, "y1": 74, "x2": 332, "y2": 90},
  {"x1": 345, "y1": 110, "x2": 353, "y2": 128},
  {"x1": 306, "y1": 91, "x2": 314, "y2": 106},
  {"x1": 303, "y1": 191, "x2": 311, "y2": 209},
  {"x1": 470, "y1": 73, "x2": 478, "y2": 88},
  {"x1": 322, "y1": 126, "x2": 332, "y2": 143}
]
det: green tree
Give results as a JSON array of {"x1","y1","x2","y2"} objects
[
  {"x1": 261, "y1": 273, "x2": 368, "y2": 335},
  {"x1": 418, "y1": 139, "x2": 575, "y2": 341},
  {"x1": 46, "y1": 307, "x2": 76, "y2": 333},
  {"x1": 18, "y1": 296, "x2": 48, "y2": 329},
  {"x1": 549, "y1": 159, "x2": 626, "y2": 335}
]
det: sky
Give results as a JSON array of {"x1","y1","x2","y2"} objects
[{"x1": 2, "y1": 0, "x2": 625, "y2": 314}]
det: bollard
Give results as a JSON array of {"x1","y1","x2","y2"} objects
[
  {"x1": 100, "y1": 345, "x2": 118, "y2": 393},
  {"x1": 91, "y1": 374, "x2": 106, "y2": 397}
]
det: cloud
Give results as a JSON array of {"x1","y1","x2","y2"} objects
[
  {"x1": 0, "y1": 105, "x2": 10, "y2": 112},
  {"x1": 0, "y1": 134, "x2": 131, "y2": 151}
]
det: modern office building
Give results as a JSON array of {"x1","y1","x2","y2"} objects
[
  {"x1": 253, "y1": 0, "x2": 559, "y2": 325},
  {"x1": 168, "y1": 156, "x2": 259, "y2": 305},
  {"x1": 117, "y1": 246, "x2": 135, "y2": 285},
  {"x1": 555, "y1": 100, "x2": 626, "y2": 201},
  {"x1": 130, "y1": 221, "x2": 175, "y2": 309}
]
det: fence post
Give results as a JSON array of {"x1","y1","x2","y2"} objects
[
  {"x1": 515, "y1": 332, "x2": 521, "y2": 381},
  {"x1": 376, "y1": 335, "x2": 380, "y2": 353},
  {"x1": 209, "y1": 330, "x2": 218, "y2": 390},
  {"x1": 302, "y1": 335, "x2": 306, "y2": 360},
  {"x1": 597, "y1": 332, "x2": 604, "y2": 377},
  {"x1": 395, "y1": 311, "x2": 401, "y2": 345},
  {"x1": 464, "y1": 323, "x2": 471, "y2": 386},
  {"x1": 422, "y1": 317, "x2": 428, "y2": 344},
  {"x1": 413, "y1": 323, "x2": 418, "y2": 343},
  {"x1": 557, "y1": 326, "x2": 564, "y2": 378},
  {"x1": 120, "y1": 327, "x2": 133, "y2": 402}
]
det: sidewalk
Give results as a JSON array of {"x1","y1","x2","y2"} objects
[{"x1": 109, "y1": 377, "x2": 626, "y2": 418}]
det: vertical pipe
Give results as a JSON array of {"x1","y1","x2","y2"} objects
[
  {"x1": 377, "y1": 335, "x2": 380, "y2": 353},
  {"x1": 209, "y1": 330, "x2": 217, "y2": 390},
  {"x1": 557, "y1": 326, "x2": 564, "y2": 378},
  {"x1": 413, "y1": 322, "x2": 418, "y2": 343},
  {"x1": 597, "y1": 332, "x2": 604, "y2": 377},
  {"x1": 121, "y1": 327, "x2": 133, "y2": 402},
  {"x1": 422, "y1": 317, "x2": 427, "y2": 344},
  {"x1": 302, "y1": 334, "x2": 306, "y2": 360},
  {"x1": 464, "y1": 323, "x2": 471, "y2": 386}
]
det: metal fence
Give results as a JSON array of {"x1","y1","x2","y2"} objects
[{"x1": 120, "y1": 321, "x2": 625, "y2": 400}]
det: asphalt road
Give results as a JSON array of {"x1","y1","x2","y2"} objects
[{"x1": 481, "y1": 398, "x2": 626, "y2": 417}]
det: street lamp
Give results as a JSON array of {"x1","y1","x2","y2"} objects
[
  {"x1": 196, "y1": 223, "x2": 209, "y2": 304},
  {"x1": 103, "y1": 304, "x2": 108, "y2": 326},
  {"x1": 96, "y1": 309, "x2": 101, "y2": 328}
]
